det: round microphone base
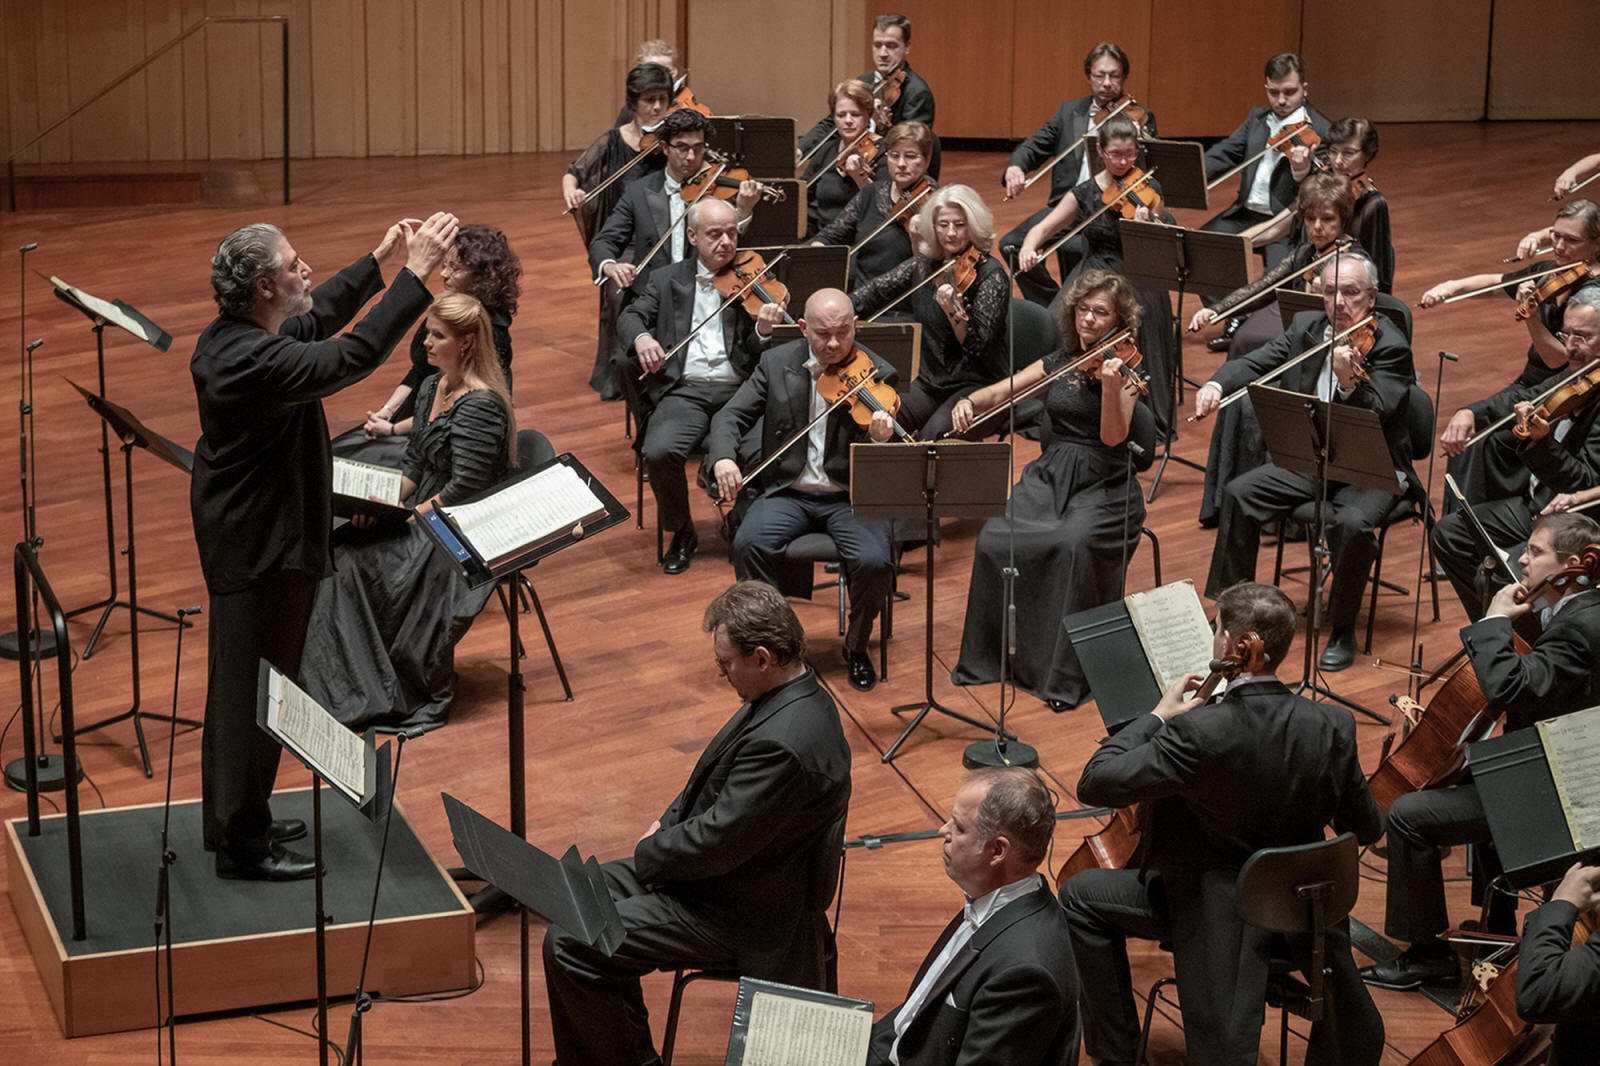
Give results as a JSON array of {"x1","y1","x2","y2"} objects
[{"x1": 962, "y1": 738, "x2": 1039, "y2": 770}]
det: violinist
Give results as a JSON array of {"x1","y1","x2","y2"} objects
[
  {"x1": 850, "y1": 184, "x2": 1010, "y2": 440},
  {"x1": 706, "y1": 289, "x2": 898, "y2": 691},
  {"x1": 949, "y1": 270, "x2": 1154, "y2": 710},
  {"x1": 1200, "y1": 253, "x2": 1417, "y2": 671},
  {"x1": 797, "y1": 13, "x2": 936, "y2": 175},
  {"x1": 613, "y1": 39, "x2": 679, "y2": 127},
  {"x1": 1431, "y1": 290, "x2": 1600, "y2": 617},
  {"x1": 1200, "y1": 52, "x2": 1330, "y2": 269},
  {"x1": 1063, "y1": 581, "x2": 1384, "y2": 1066},
  {"x1": 799, "y1": 80, "x2": 877, "y2": 238},
  {"x1": 1364, "y1": 512, "x2": 1600, "y2": 992},
  {"x1": 1516, "y1": 861, "x2": 1600, "y2": 1066},
  {"x1": 999, "y1": 41, "x2": 1159, "y2": 307},
  {"x1": 617, "y1": 199, "x2": 785, "y2": 575},
  {"x1": 812, "y1": 120, "x2": 935, "y2": 288}
]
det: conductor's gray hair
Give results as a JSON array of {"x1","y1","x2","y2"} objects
[
  {"x1": 1319, "y1": 249, "x2": 1379, "y2": 290},
  {"x1": 211, "y1": 223, "x2": 285, "y2": 317}
]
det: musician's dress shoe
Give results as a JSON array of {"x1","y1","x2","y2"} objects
[
  {"x1": 215, "y1": 840, "x2": 317, "y2": 882},
  {"x1": 844, "y1": 649, "x2": 876, "y2": 692},
  {"x1": 662, "y1": 527, "x2": 698, "y2": 575},
  {"x1": 271, "y1": 818, "x2": 307, "y2": 843},
  {"x1": 1360, "y1": 945, "x2": 1459, "y2": 990},
  {"x1": 1318, "y1": 626, "x2": 1356, "y2": 671}
]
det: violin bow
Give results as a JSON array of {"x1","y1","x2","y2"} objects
[
  {"x1": 1005, "y1": 97, "x2": 1135, "y2": 202},
  {"x1": 632, "y1": 162, "x2": 730, "y2": 277},
  {"x1": 1033, "y1": 168, "x2": 1158, "y2": 266},
  {"x1": 563, "y1": 134, "x2": 664, "y2": 216},
  {"x1": 737, "y1": 374, "x2": 880, "y2": 488},
  {"x1": 1553, "y1": 171, "x2": 1600, "y2": 202},
  {"x1": 1210, "y1": 237, "x2": 1354, "y2": 321},
  {"x1": 960, "y1": 328, "x2": 1136, "y2": 436},
  {"x1": 804, "y1": 127, "x2": 877, "y2": 189},
  {"x1": 1459, "y1": 357, "x2": 1600, "y2": 449},
  {"x1": 866, "y1": 256, "x2": 962, "y2": 322},
  {"x1": 1502, "y1": 245, "x2": 1553, "y2": 264},
  {"x1": 847, "y1": 183, "x2": 934, "y2": 259},
  {"x1": 794, "y1": 126, "x2": 841, "y2": 175},
  {"x1": 1192, "y1": 314, "x2": 1377, "y2": 420},
  {"x1": 1436, "y1": 261, "x2": 1573, "y2": 305},
  {"x1": 1207, "y1": 125, "x2": 1310, "y2": 190},
  {"x1": 638, "y1": 251, "x2": 791, "y2": 381}
]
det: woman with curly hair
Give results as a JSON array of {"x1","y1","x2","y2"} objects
[{"x1": 949, "y1": 270, "x2": 1155, "y2": 710}]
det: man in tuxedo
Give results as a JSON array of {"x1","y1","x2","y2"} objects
[
  {"x1": 1517, "y1": 861, "x2": 1600, "y2": 1066},
  {"x1": 868, "y1": 768, "x2": 1079, "y2": 1066},
  {"x1": 1062, "y1": 581, "x2": 1385, "y2": 1066},
  {"x1": 999, "y1": 41, "x2": 1158, "y2": 306},
  {"x1": 617, "y1": 198, "x2": 785, "y2": 573},
  {"x1": 1199, "y1": 252, "x2": 1415, "y2": 670},
  {"x1": 1364, "y1": 512, "x2": 1600, "y2": 991},
  {"x1": 798, "y1": 13, "x2": 939, "y2": 178},
  {"x1": 1431, "y1": 289, "x2": 1600, "y2": 618},
  {"x1": 708, "y1": 288, "x2": 898, "y2": 692},
  {"x1": 190, "y1": 212, "x2": 456, "y2": 880},
  {"x1": 542, "y1": 582, "x2": 852, "y2": 1066}
]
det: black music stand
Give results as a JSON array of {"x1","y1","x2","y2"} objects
[
  {"x1": 1252, "y1": 383, "x2": 1398, "y2": 724},
  {"x1": 1139, "y1": 139, "x2": 1210, "y2": 211},
  {"x1": 1064, "y1": 600, "x2": 1167, "y2": 734},
  {"x1": 849, "y1": 441, "x2": 1012, "y2": 763},
  {"x1": 1118, "y1": 221, "x2": 1253, "y2": 500},
  {"x1": 49, "y1": 276, "x2": 174, "y2": 659},
  {"x1": 745, "y1": 243, "x2": 850, "y2": 307},
  {"x1": 742, "y1": 182, "x2": 807, "y2": 244},
  {"x1": 707, "y1": 116, "x2": 796, "y2": 178},
  {"x1": 1471, "y1": 710, "x2": 1600, "y2": 890},
  {"x1": 64, "y1": 380, "x2": 197, "y2": 777}
]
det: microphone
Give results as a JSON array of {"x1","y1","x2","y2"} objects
[
  {"x1": 1438, "y1": 350, "x2": 1460, "y2": 363},
  {"x1": 1126, "y1": 440, "x2": 1147, "y2": 459},
  {"x1": 177, "y1": 605, "x2": 204, "y2": 618},
  {"x1": 20, "y1": 242, "x2": 38, "y2": 253},
  {"x1": 26, "y1": 338, "x2": 43, "y2": 353}
]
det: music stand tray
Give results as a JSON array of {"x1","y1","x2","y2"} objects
[
  {"x1": 742, "y1": 182, "x2": 806, "y2": 244},
  {"x1": 707, "y1": 116, "x2": 796, "y2": 178},
  {"x1": 1119, "y1": 220, "x2": 1254, "y2": 304},
  {"x1": 1139, "y1": 139, "x2": 1210, "y2": 211},
  {"x1": 1250, "y1": 384, "x2": 1401, "y2": 495},
  {"x1": 746, "y1": 243, "x2": 850, "y2": 309}
]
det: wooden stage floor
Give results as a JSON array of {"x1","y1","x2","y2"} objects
[{"x1": 2, "y1": 119, "x2": 1597, "y2": 1063}]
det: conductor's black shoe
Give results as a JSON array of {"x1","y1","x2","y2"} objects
[
  {"x1": 216, "y1": 840, "x2": 317, "y2": 882},
  {"x1": 270, "y1": 818, "x2": 307, "y2": 843},
  {"x1": 844, "y1": 649, "x2": 876, "y2": 692},
  {"x1": 662, "y1": 527, "x2": 698, "y2": 574},
  {"x1": 1360, "y1": 947, "x2": 1459, "y2": 990},
  {"x1": 1318, "y1": 627, "x2": 1356, "y2": 672}
]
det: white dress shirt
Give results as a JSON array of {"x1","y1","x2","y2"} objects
[
  {"x1": 888, "y1": 874, "x2": 1040, "y2": 1065},
  {"x1": 1246, "y1": 104, "x2": 1307, "y2": 213},
  {"x1": 663, "y1": 174, "x2": 688, "y2": 263},
  {"x1": 682, "y1": 264, "x2": 742, "y2": 385},
  {"x1": 1076, "y1": 101, "x2": 1112, "y2": 185},
  {"x1": 1315, "y1": 323, "x2": 1357, "y2": 403},
  {"x1": 792, "y1": 354, "x2": 847, "y2": 494}
]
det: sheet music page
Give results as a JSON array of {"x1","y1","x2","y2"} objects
[
  {"x1": 740, "y1": 991, "x2": 871, "y2": 1066},
  {"x1": 1537, "y1": 706, "x2": 1600, "y2": 851},
  {"x1": 442, "y1": 462, "x2": 605, "y2": 563},
  {"x1": 333, "y1": 457, "x2": 404, "y2": 506},
  {"x1": 49, "y1": 275, "x2": 151, "y2": 342},
  {"x1": 1123, "y1": 579, "x2": 1215, "y2": 692},
  {"x1": 266, "y1": 668, "x2": 367, "y2": 803}
]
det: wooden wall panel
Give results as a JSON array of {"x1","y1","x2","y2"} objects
[
  {"x1": 865, "y1": 1, "x2": 1015, "y2": 140},
  {"x1": 1302, "y1": 0, "x2": 1488, "y2": 122},
  {"x1": 1010, "y1": 1, "x2": 1153, "y2": 140},
  {"x1": 365, "y1": 0, "x2": 418, "y2": 156},
  {"x1": 141, "y1": 0, "x2": 189, "y2": 160},
  {"x1": 308, "y1": 0, "x2": 366, "y2": 157},
  {"x1": 414, "y1": 0, "x2": 465, "y2": 155},
  {"x1": 1147, "y1": 0, "x2": 1302, "y2": 137},
  {"x1": 1488, "y1": 0, "x2": 1599, "y2": 119},
  {"x1": 688, "y1": 0, "x2": 835, "y2": 133}
]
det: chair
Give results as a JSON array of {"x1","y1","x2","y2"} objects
[
  {"x1": 781, "y1": 531, "x2": 892, "y2": 682},
  {"x1": 992, "y1": 299, "x2": 1060, "y2": 439}
]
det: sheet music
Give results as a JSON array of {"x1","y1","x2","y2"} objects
[
  {"x1": 442, "y1": 462, "x2": 605, "y2": 563},
  {"x1": 740, "y1": 991, "x2": 872, "y2": 1066},
  {"x1": 265, "y1": 668, "x2": 367, "y2": 803},
  {"x1": 49, "y1": 275, "x2": 152, "y2": 342},
  {"x1": 333, "y1": 457, "x2": 404, "y2": 506},
  {"x1": 1537, "y1": 706, "x2": 1600, "y2": 851},
  {"x1": 1124, "y1": 580, "x2": 1215, "y2": 692},
  {"x1": 1445, "y1": 473, "x2": 1518, "y2": 579}
]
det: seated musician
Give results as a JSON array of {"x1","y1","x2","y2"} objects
[
  {"x1": 867, "y1": 769, "x2": 1079, "y2": 1066},
  {"x1": 1200, "y1": 53, "x2": 1330, "y2": 268},
  {"x1": 707, "y1": 288, "x2": 898, "y2": 693},
  {"x1": 564, "y1": 62, "x2": 673, "y2": 399},
  {"x1": 812, "y1": 121, "x2": 936, "y2": 289},
  {"x1": 1363, "y1": 512, "x2": 1600, "y2": 991},
  {"x1": 949, "y1": 269, "x2": 1154, "y2": 711},
  {"x1": 1199, "y1": 252, "x2": 1416, "y2": 671},
  {"x1": 798, "y1": 13, "x2": 935, "y2": 174},
  {"x1": 542, "y1": 582, "x2": 852, "y2": 1066},
  {"x1": 1063, "y1": 581, "x2": 1385, "y2": 1066},
  {"x1": 850, "y1": 184, "x2": 1010, "y2": 440},
  {"x1": 1517, "y1": 861, "x2": 1600, "y2": 1066},
  {"x1": 617, "y1": 198, "x2": 784, "y2": 575},
  {"x1": 800, "y1": 79, "x2": 878, "y2": 239},
  {"x1": 300, "y1": 293, "x2": 514, "y2": 733},
  {"x1": 614, "y1": 39, "x2": 680, "y2": 126},
  {"x1": 1430, "y1": 288, "x2": 1600, "y2": 618},
  {"x1": 1000, "y1": 41, "x2": 1158, "y2": 307}
]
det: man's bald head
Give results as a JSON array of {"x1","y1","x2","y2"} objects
[{"x1": 799, "y1": 287, "x2": 858, "y2": 366}]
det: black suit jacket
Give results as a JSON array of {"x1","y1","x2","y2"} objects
[
  {"x1": 616, "y1": 257, "x2": 769, "y2": 411},
  {"x1": 1204, "y1": 105, "x2": 1331, "y2": 215},
  {"x1": 1517, "y1": 899, "x2": 1600, "y2": 1066},
  {"x1": 634, "y1": 670, "x2": 851, "y2": 985},
  {"x1": 1008, "y1": 97, "x2": 1159, "y2": 206},
  {"x1": 706, "y1": 339, "x2": 898, "y2": 494},
  {"x1": 586, "y1": 170, "x2": 688, "y2": 291},
  {"x1": 189, "y1": 255, "x2": 430, "y2": 593},
  {"x1": 1460, "y1": 590, "x2": 1600, "y2": 733},
  {"x1": 1520, "y1": 390, "x2": 1600, "y2": 508},
  {"x1": 868, "y1": 879, "x2": 1079, "y2": 1066}
]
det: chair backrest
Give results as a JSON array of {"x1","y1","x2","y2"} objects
[
  {"x1": 1235, "y1": 832, "x2": 1358, "y2": 934},
  {"x1": 516, "y1": 429, "x2": 555, "y2": 470},
  {"x1": 1010, "y1": 298, "x2": 1060, "y2": 367},
  {"x1": 1374, "y1": 293, "x2": 1413, "y2": 342},
  {"x1": 1404, "y1": 383, "x2": 1435, "y2": 469}
]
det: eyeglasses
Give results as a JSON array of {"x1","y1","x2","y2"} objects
[{"x1": 1556, "y1": 332, "x2": 1598, "y2": 346}]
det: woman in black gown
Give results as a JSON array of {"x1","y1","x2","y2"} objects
[
  {"x1": 813, "y1": 120, "x2": 935, "y2": 288},
  {"x1": 800, "y1": 79, "x2": 876, "y2": 238},
  {"x1": 950, "y1": 269, "x2": 1154, "y2": 710},
  {"x1": 300, "y1": 292, "x2": 517, "y2": 732}
]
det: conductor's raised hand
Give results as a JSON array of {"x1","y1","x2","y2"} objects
[
  {"x1": 712, "y1": 458, "x2": 743, "y2": 501},
  {"x1": 405, "y1": 211, "x2": 461, "y2": 280},
  {"x1": 373, "y1": 218, "x2": 422, "y2": 265},
  {"x1": 1153, "y1": 673, "x2": 1208, "y2": 722}
]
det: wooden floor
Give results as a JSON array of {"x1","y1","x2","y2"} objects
[{"x1": 1, "y1": 119, "x2": 1596, "y2": 1064}]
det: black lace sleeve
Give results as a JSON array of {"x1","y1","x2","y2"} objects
[
  {"x1": 850, "y1": 256, "x2": 924, "y2": 319},
  {"x1": 435, "y1": 392, "x2": 510, "y2": 507},
  {"x1": 960, "y1": 261, "x2": 1010, "y2": 367},
  {"x1": 1209, "y1": 246, "x2": 1302, "y2": 316},
  {"x1": 815, "y1": 184, "x2": 867, "y2": 247}
]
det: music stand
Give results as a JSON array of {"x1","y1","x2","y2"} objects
[
  {"x1": 1139, "y1": 139, "x2": 1210, "y2": 211},
  {"x1": 1252, "y1": 383, "x2": 1398, "y2": 724},
  {"x1": 849, "y1": 441, "x2": 1012, "y2": 763},
  {"x1": 1470, "y1": 709, "x2": 1600, "y2": 890},
  {"x1": 64, "y1": 380, "x2": 197, "y2": 777},
  {"x1": 707, "y1": 116, "x2": 796, "y2": 178},
  {"x1": 739, "y1": 182, "x2": 806, "y2": 244},
  {"x1": 745, "y1": 243, "x2": 850, "y2": 308},
  {"x1": 49, "y1": 276, "x2": 174, "y2": 659},
  {"x1": 1119, "y1": 221, "x2": 1253, "y2": 500}
]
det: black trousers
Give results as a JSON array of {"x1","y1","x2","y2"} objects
[
  {"x1": 1430, "y1": 496, "x2": 1532, "y2": 621},
  {"x1": 998, "y1": 207, "x2": 1085, "y2": 308},
  {"x1": 202, "y1": 571, "x2": 318, "y2": 861},
  {"x1": 1063, "y1": 867, "x2": 1383, "y2": 1066},
  {"x1": 898, "y1": 380, "x2": 979, "y2": 442},
  {"x1": 1383, "y1": 783, "x2": 1515, "y2": 945},
  {"x1": 640, "y1": 379, "x2": 741, "y2": 534},
  {"x1": 1205, "y1": 463, "x2": 1397, "y2": 628},
  {"x1": 733, "y1": 489, "x2": 893, "y2": 654},
  {"x1": 542, "y1": 858, "x2": 737, "y2": 1066}
]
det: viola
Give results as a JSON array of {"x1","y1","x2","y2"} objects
[
  {"x1": 1101, "y1": 165, "x2": 1164, "y2": 220},
  {"x1": 715, "y1": 250, "x2": 791, "y2": 319},
  {"x1": 681, "y1": 161, "x2": 786, "y2": 204},
  {"x1": 816, "y1": 347, "x2": 907, "y2": 434},
  {"x1": 1514, "y1": 361, "x2": 1600, "y2": 439},
  {"x1": 1516, "y1": 261, "x2": 1595, "y2": 321}
]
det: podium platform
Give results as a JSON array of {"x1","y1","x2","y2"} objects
[{"x1": 6, "y1": 786, "x2": 473, "y2": 1037}]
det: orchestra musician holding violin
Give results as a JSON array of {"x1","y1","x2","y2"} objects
[
  {"x1": 617, "y1": 198, "x2": 785, "y2": 575},
  {"x1": 612, "y1": 39, "x2": 680, "y2": 127},
  {"x1": 1062, "y1": 581, "x2": 1385, "y2": 1066},
  {"x1": 798, "y1": 13, "x2": 936, "y2": 176},
  {"x1": 850, "y1": 184, "x2": 1011, "y2": 441},
  {"x1": 999, "y1": 41, "x2": 1157, "y2": 307},
  {"x1": 813, "y1": 121, "x2": 936, "y2": 288},
  {"x1": 799, "y1": 80, "x2": 878, "y2": 238},
  {"x1": 1200, "y1": 252, "x2": 1416, "y2": 671},
  {"x1": 706, "y1": 288, "x2": 900, "y2": 692},
  {"x1": 949, "y1": 270, "x2": 1153, "y2": 711},
  {"x1": 1516, "y1": 861, "x2": 1600, "y2": 1066},
  {"x1": 1363, "y1": 512, "x2": 1600, "y2": 992}
]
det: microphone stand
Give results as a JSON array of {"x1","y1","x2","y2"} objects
[
  {"x1": 1405, "y1": 351, "x2": 1458, "y2": 700},
  {"x1": 152, "y1": 605, "x2": 201, "y2": 1066}
]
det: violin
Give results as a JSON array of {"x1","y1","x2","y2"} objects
[
  {"x1": 836, "y1": 130, "x2": 880, "y2": 180},
  {"x1": 1101, "y1": 166, "x2": 1164, "y2": 220},
  {"x1": 715, "y1": 251, "x2": 791, "y2": 319},
  {"x1": 1079, "y1": 331, "x2": 1150, "y2": 395},
  {"x1": 816, "y1": 347, "x2": 908, "y2": 434},
  {"x1": 1337, "y1": 319, "x2": 1380, "y2": 383},
  {"x1": 1515, "y1": 261, "x2": 1595, "y2": 321},
  {"x1": 1513, "y1": 361, "x2": 1600, "y2": 439},
  {"x1": 681, "y1": 160, "x2": 787, "y2": 204},
  {"x1": 1268, "y1": 119, "x2": 1321, "y2": 158}
]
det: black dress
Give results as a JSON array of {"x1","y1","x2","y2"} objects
[
  {"x1": 300, "y1": 375, "x2": 511, "y2": 732},
  {"x1": 815, "y1": 178, "x2": 931, "y2": 288},
  {"x1": 803, "y1": 156, "x2": 864, "y2": 240},
  {"x1": 952, "y1": 352, "x2": 1153, "y2": 707}
]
